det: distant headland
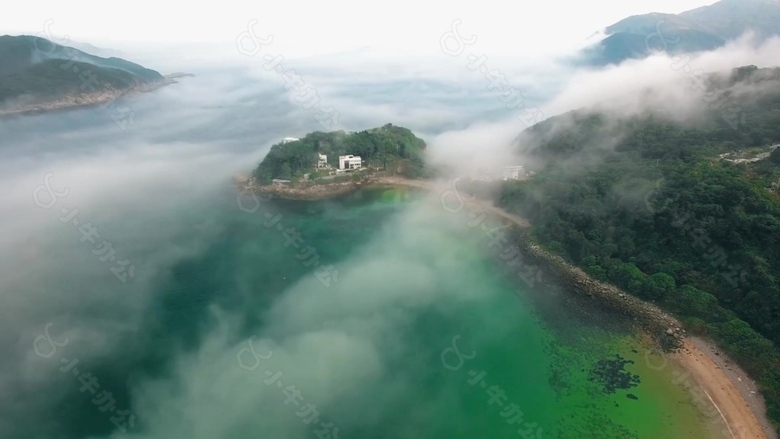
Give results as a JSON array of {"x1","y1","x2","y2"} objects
[{"x1": 0, "y1": 35, "x2": 190, "y2": 117}]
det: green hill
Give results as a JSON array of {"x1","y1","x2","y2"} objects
[
  {"x1": 581, "y1": 0, "x2": 780, "y2": 66},
  {"x1": 0, "y1": 35, "x2": 163, "y2": 103},
  {"x1": 498, "y1": 66, "x2": 780, "y2": 428},
  {"x1": 253, "y1": 124, "x2": 428, "y2": 183},
  {"x1": 584, "y1": 30, "x2": 724, "y2": 66}
]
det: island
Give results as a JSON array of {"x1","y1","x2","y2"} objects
[
  {"x1": 0, "y1": 35, "x2": 190, "y2": 117},
  {"x1": 241, "y1": 124, "x2": 431, "y2": 200}
]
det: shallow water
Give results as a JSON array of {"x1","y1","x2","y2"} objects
[{"x1": 17, "y1": 186, "x2": 722, "y2": 439}]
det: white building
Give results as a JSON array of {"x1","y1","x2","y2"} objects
[
  {"x1": 503, "y1": 166, "x2": 525, "y2": 181},
  {"x1": 317, "y1": 154, "x2": 329, "y2": 169},
  {"x1": 339, "y1": 155, "x2": 362, "y2": 171},
  {"x1": 281, "y1": 137, "x2": 299, "y2": 144}
]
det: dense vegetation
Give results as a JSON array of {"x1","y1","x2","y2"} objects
[
  {"x1": 0, "y1": 59, "x2": 144, "y2": 101},
  {"x1": 0, "y1": 35, "x2": 162, "y2": 103},
  {"x1": 252, "y1": 124, "x2": 428, "y2": 183},
  {"x1": 499, "y1": 67, "x2": 780, "y2": 426}
]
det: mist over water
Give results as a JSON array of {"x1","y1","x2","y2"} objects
[{"x1": 0, "y1": 56, "x2": 726, "y2": 439}]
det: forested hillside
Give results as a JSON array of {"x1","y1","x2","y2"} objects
[
  {"x1": 253, "y1": 124, "x2": 427, "y2": 183},
  {"x1": 0, "y1": 35, "x2": 163, "y2": 103},
  {"x1": 499, "y1": 66, "x2": 780, "y2": 425}
]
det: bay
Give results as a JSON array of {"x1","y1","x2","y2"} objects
[{"x1": 48, "y1": 186, "x2": 720, "y2": 439}]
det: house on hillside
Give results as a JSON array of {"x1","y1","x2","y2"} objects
[
  {"x1": 282, "y1": 137, "x2": 299, "y2": 144},
  {"x1": 317, "y1": 154, "x2": 329, "y2": 169},
  {"x1": 503, "y1": 166, "x2": 526, "y2": 180},
  {"x1": 339, "y1": 155, "x2": 362, "y2": 171}
]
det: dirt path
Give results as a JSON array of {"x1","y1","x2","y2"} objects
[{"x1": 372, "y1": 176, "x2": 531, "y2": 227}]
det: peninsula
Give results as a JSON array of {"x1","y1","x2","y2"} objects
[{"x1": 0, "y1": 35, "x2": 188, "y2": 117}]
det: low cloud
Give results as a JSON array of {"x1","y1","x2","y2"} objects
[
  {"x1": 4, "y1": 26, "x2": 780, "y2": 439},
  {"x1": 542, "y1": 32, "x2": 780, "y2": 122},
  {"x1": 0, "y1": 44, "x2": 540, "y2": 438}
]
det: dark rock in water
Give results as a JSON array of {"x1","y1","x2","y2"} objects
[
  {"x1": 588, "y1": 354, "x2": 641, "y2": 394},
  {"x1": 631, "y1": 349, "x2": 638, "y2": 354},
  {"x1": 626, "y1": 393, "x2": 638, "y2": 400}
]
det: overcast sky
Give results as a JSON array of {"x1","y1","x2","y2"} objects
[{"x1": 4, "y1": 0, "x2": 718, "y2": 57}]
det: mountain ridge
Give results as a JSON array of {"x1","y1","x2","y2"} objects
[
  {"x1": 0, "y1": 35, "x2": 175, "y2": 116},
  {"x1": 581, "y1": 0, "x2": 780, "y2": 65}
]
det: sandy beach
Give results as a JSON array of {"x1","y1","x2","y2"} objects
[{"x1": 675, "y1": 337, "x2": 777, "y2": 439}]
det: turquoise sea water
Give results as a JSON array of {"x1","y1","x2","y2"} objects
[{"x1": 42, "y1": 187, "x2": 720, "y2": 439}]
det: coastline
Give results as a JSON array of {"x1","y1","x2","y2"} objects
[
  {"x1": 0, "y1": 73, "x2": 191, "y2": 118},
  {"x1": 473, "y1": 190, "x2": 777, "y2": 439},
  {"x1": 675, "y1": 337, "x2": 777, "y2": 439},
  {"x1": 238, "y1": 174, "x2": 777, "y2": 439},
  {"x1": 483, "y1": 197, "x2": 777, "y2": 439},
  {"x1": 236, "y1": 174, "x2": 434, "y2": 201}
]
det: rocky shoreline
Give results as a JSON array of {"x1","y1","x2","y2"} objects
[
  {"x1": 238, "y1": 174, "x2": 687, "y2": 347},
  {"x1": 257, "y1": 181, "x2": 362, "y2": 200},
  {"x1": 236, "y1": 174, "x2": 424, "y2": 201},
  {"x1": 0, "y1": 73, "x2": 192, "y2": 118},
  {"x1": 398, "y1": 179, "x2": 689, "y2": 350},
  {"x1": 506, "y1": 227, "x2": 685, "y2": 350}
]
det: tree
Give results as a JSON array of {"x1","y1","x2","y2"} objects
[
  {"x1": 718, "y1": 319, "x2": 775, "y2": 366},
  {"x1": 586, "y1": 265, "x2": 607, "y2": 280},
  {"x1": 377, "y1": 138, "x2": 395, "y2": 170},
  {"x1": 770, "y1": 147, "x2": 780, "y2": 165},
  {"x1": 608, "y1": 263, "x2": 646, "y2": 293},
  {"x1": 643, "y1": 272, "x2": 676, "y2": 300},
  {"x1": 280, "y1": 163, "x2": 292, "y2": 179}
]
